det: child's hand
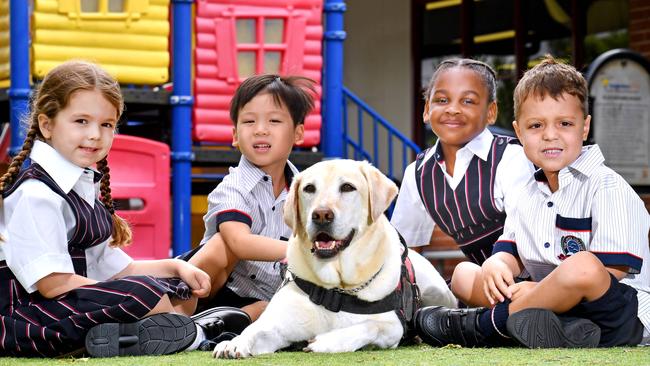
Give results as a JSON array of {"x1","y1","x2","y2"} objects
[
  {"x1": 507, "y1": 281, "x2": 537, "y2": 302},
  {"x1": 176, "y1": 261, "x2": 211, "y2": 298},
  {"x1": 481, "y1": 257, "x2": 515, "y2": 305}
]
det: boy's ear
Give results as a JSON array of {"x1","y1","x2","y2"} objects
[
  {"x1": 38, "y1": 114, "x2": 53, "y2": 139},
  {"x1": 512, "y1": 120, "x2": 522, "y2": 140},
  {"x1": 487, "y1": 101, "x2": 498, "y2": 125},
  {"x1": 293, "y1": 124, "x2": 304, "y2": 145},
  {"x1": 231, "y1": 126, "x2": 239, "y2": 148},
  {"x1": 582, "y1": 115, "x2": 591, "y2": 141}
]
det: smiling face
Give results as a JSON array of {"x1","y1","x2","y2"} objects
[
  {"x1": 38, "y1": 89, "x2": 118, "y2": 168},
  {"x1": 513, "y1": 93, "x2": 590, "y2": 188},
  {"x1": 232, "y1": 93, "x2": 304, "y2": 174},
  {"x1": 424, "y1": 67, "x2": 497, "y2": 151}
]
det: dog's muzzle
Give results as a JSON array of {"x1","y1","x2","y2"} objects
[{"x1": 311, "y1": 230, "x2": 356, "y2": 259}]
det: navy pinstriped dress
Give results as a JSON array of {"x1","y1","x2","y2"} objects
[
  {"x1": 0, "y1": 164, "x2": 191, "y2": 357},
  {"x1": 415, "y1": 135, "x2": 514, "y2": 265}
]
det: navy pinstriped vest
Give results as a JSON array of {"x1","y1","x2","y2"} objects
[
  {"x1": 415, "y1": 135, "x2": 514, "y2": 264},
  {"x1": 2, "y1": 163, "x2": 113, "y2": 277}
]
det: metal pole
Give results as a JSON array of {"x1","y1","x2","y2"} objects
[
  {"x1": 323, "y1": 0, "x2": 346, "y2": 158},
  {"x1": 170, "y1": 0, "x2": 194, "y2": 256},
  {"x1": 8, "y1": 0, "x2": 30, "y2": 155}
]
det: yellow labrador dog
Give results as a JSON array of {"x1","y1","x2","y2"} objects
[{"x1": 213, "y1": 160, "x2": 456, "y2": 358}]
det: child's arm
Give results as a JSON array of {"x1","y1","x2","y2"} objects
[
  {"x1": 390, "y1": 161, "x2": 436, "y2": 247},
  {"x1": 590, "y1": 174, "x2": 649, "y2": 280},
  {"x1": 218, "y1": 221, "x2": 287, "y2": 261},
  {"x1": 36, "y1": 273, "x2": 98, "y2": 299},
  {"x1": 113, "y1": 259, "x2": 211, "y2": 298},
  {"x1": 495, "y1": 143, "x2": 535, "y2": 214}
]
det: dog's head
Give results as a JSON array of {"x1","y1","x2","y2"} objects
[{"x1": 284, "y1": 160, "x2": 398, "y2": 259}]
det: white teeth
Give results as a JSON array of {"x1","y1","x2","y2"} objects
[
  {"x1": 314, "y1": 240, "x2": 341, "y2": 250},
  {"x1": 254, "y1": 144, "x2": 271, "y2": 148}
]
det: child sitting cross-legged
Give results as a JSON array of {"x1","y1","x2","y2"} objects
[{"x1": 414, "y1": 55, "x2": 650, "y2": 348}]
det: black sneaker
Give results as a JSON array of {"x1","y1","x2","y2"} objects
[
  {"x1": 415, "y1": 306, "x2": 489, "y2": 347},
  {"x1": 191, "y1": 306, "x2": 251, "y2": 340},
  {"x1": 85, "y1": 313, "x2": 196, "y2": 357},
  {"x1": 506, "y1": 308, "x2": 601, "y2": 348}
]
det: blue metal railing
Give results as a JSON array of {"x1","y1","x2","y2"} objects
[{"x1": 342, "y1": 87, "x2": 421, "y2": 182}]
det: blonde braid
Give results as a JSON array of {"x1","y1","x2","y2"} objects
[{"x1": 96, "y1": 157, "x2": 132, "y2": 247}]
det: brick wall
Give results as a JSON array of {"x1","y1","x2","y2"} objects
[{"x1": 629, "y1": 0, "x2": 650, "y2": 59}]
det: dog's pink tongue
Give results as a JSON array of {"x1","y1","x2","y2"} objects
[{"x1": 315, "y1": 240, "x2": 339, "y2": 249}]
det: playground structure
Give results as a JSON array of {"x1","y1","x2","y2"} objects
[{"x1": 2, "y1": 0, "x2": 420, "y2": 258}]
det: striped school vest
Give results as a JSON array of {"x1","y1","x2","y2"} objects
[
  {"x1": 415, "y1": 135, "x2": 513, "y2": 264},
  {"x1": 1, "y1": 163, "x2": 113, "y2": 275}
]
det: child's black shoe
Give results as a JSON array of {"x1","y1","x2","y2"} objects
[
  {"x1": 85, "y1": 313, "x2": 196, "y2": 357},
  {"x1": 191, "y1": 306, "x2": 251, "y2": 340},
  {"x1": 506, "y1": 308, "x2": 601, "y2": 348},
  {"x1": 415, "y1": 305, "x2": 489, "y2": 347}
]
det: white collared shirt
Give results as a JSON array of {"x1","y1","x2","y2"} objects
[
  {"x1": 494, "y1": 144, "x2": 650, "y2": 334},
  {"x1": 0, "y1": 140, "x2": 132, "y2": 293},
  {"x1": 391, "y1": 128, "x2": 534, "y2": 246},
  {"x1": 201, "y1": 155, "x2": 297, "y2": 300}
]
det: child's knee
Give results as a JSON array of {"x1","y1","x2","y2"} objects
[
  {"x1": 557, "y1": 251, "x2": 609, "y2": 289},
  {"x1": 450, "y1": 261, "x2": 481, "y2": 298}
]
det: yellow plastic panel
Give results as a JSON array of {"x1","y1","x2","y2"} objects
[
  {"x1": 33, "y1": 0, "x2": 171, "y2": 85},
  {"x1": 0, "y1": 0, "x2": 8, "y2": 86}
]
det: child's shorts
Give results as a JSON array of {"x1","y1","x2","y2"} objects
[{"x1": 563, "y1": 273, "x2": 644, "y2": 347}]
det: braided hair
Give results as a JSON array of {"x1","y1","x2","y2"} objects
[
  {"x1": 424, "y1": 58, "x2": 498, "y2": 104},
  {"x1": 0, "y1": 60, "x2": 132, "y2": 247}
]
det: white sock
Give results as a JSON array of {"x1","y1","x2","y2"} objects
[{"x1": 185, "y1": 324, "x2": 206, "y2": 351}]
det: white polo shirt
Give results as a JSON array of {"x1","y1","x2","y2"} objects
[
  {"x1": 391, "y1": 128, "x2": 534, "y2": 246},
  {"x1": 201, "y1": 155, "x2": 297, "y2": 301},
  {"x1": 0, "y1": 140, "x2": 132, "y2": 293},
  {"x1": 494, "y1": 144, "x2": 650, "y2": 335}
]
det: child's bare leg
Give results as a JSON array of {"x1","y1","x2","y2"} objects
[
  {"x1": 189, "y1": 233, "x2": 239, "y2": 300},
  {"x1": 241, "y1": 300, "x2": 268, "y2": 321},
  {"x1": 146, "y1": 294, "x2": 175, "y2": 316},
  {"x1": 509, "y1": 251, "x2": 612, "y2": 314},
  {"x1": 450, "y1": 261, "x2": 491, "y2": 307},
  {"x1": 171, "y1": 296, "x2": 198, "y2": 316}
]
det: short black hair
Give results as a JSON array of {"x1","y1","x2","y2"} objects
[{"x1": 230, "y1": 74, "x2": 316, "y2": 126}]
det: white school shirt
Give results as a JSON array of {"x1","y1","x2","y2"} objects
[
  {"x1": 391, "y1": 128, "x2": 534, "y2": 247},
  {"x1": 201, "y1": 156, "x2": 297, "y2": 301},
  {"x1": 493, "y1": 144, "x2": 650, "y2": 336},
  {"x1": 0, "y1": 140, "x2": 132, "y2": 293}
]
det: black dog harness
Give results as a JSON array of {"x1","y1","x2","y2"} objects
[{"x1": 288, "y1": 232, "x2": 421, "y2": 339}]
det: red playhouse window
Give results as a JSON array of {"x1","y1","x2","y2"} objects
[{"x1": 194, "y1": 1, "x2": 322, "y2": 146}]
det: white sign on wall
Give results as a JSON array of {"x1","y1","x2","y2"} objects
[{"x1": 588, "y1": 50, "x2": 650, "y2": 186}]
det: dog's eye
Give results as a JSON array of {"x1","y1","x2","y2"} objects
[
  {"x1": 303, "y1": 184, "x2": 316, "y2": 193},
  {"x1": 340, "y1": 183, "x2": 356, "y2": 192}
]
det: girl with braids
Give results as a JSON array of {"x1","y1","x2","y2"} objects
[
  {"x1": 0, "y1": 61, "x2": 246, "y2": 358},
  {"x1": 390, "y1": 58, "x2": 534, "y2": 306}
]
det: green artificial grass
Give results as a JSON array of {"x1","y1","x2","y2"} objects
[{"x1": 1, "y1": 345, "x2": 648, "y2": 366}]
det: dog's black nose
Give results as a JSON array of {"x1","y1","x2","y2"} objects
[{"x1": 311, "y1": 208, "x2": 334, "y2": 224}]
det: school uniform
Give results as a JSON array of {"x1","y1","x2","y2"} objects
[
  {"x1": 190, "y1": 156, "x2": 296, "y2": 303},
  {"x1": 493, "y1": 144, "x2": 650, "y2": 346},
  {"x1": 0, "y1": 141, "x2": 190, "y2": 357},
  {"x1": 391, "y1": 129, "x2": 534, "y2": 264}
]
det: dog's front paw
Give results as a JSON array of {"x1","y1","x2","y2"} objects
[{"x1": 212, "y1": 337, "x2": 252, "y2": 359}]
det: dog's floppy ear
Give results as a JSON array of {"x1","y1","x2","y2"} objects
[
  {"x1": 283, "y1": 173, "x2": 302, "y2": 234},
  {"x1": 360, "y1": 161, "x2": 398, "y2": 223}
]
